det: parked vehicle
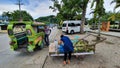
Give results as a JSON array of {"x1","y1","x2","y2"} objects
[
  {"x1": 7, "y1": 21, "x2": 45, "y2": 52},
  {"x1": 62, "y1": 20, "x2": 81, "y2": 34}
]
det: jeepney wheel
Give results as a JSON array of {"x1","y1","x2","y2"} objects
[
  {"x1": 40, "y1": 41, "x2": 44, "y2": 49},
  {"x1": 36, "y1": 41, "x2": 44, "y2": 50}
]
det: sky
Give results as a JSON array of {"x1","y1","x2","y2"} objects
[{"x1": 0, "y1": 0, "x2": 120, "y2": 19}]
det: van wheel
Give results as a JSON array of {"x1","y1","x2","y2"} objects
[
  {"x1": 70, "y1": 30, "x2": 74, "y2": 34},
  {"x1": 66, "y1": 30, "x2": 68, "y2": 34}
]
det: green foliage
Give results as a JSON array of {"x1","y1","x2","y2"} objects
[
  {"x1": 89, "y1": 11, "x2": 120, "y2": 25},
  {"x1": 50, "y1": 0, "x2": 82, "y2": 20},
  {"x1": 111, "y1": 0, "x2": 120, "y2": 9},
  {"x1": 2, "y1": 10, "x2": 33, "y2": 21},
  {"x1": 11, "y1": 10, "x2": 33, "y2": 21},
  {"x1": 50, "y1": 0, "x2": 89, "y2": 33},
  {"x1": 91, "y1": 0, "x2": 105, "y2": 23},
  {"x1": 108, "y1": 11, "x2": 120, "y2": 21},
  {"x1": 35, "y1": 15, "x2": 59, "y2": 24}
]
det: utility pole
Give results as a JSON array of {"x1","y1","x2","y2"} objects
[{"x1": 16, "y1": 0, "x2": 24, "y2": 21}]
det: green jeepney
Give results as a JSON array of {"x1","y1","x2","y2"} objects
[{"x1": 7, "y1": 21, "x2": 45, "y2": 52}]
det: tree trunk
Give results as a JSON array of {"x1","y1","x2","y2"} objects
[
  {"x1": 97, "y1": 21, "x2": 101, "y2": 40},
  {"x1": 118, "y1": 22, "x2": 120, "y2": 29},
  {"x1": 80, "y1": 7, "x2": 86, "y2": 34}
]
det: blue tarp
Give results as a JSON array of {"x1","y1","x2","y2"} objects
[{"x1": 58, "y1": 45, "x2": 64, "y2": 53}]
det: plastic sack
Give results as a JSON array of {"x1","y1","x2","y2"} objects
[{"x1": 58, "y1": 44, "x2": 64, "y2": 53}]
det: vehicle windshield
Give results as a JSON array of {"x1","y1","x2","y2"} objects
[
  {"x1": 62, "y1": 23, "x2": 66, "y2": 27},
  {"x1": 13, "y1": 24, "x2": 26, "y2": 34}
]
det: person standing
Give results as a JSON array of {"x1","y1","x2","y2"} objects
[
  {"x1": 59, "y1": 35, "x2": 74, "y2": 65},
  {"x1": 44, "y1": 25, "x2": 51, "y2": 46}
]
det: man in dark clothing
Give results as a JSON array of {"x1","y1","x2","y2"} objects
[
  {"x1": 44, "y1": 26, "x2": 51, "y2": 46},
  {"x1": 60, "y1": 35, "x2": 74, "y2": 65}
]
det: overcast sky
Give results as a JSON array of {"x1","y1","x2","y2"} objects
[{"x1": 0, "y1": 0, "x2": 120, "y2": 19}]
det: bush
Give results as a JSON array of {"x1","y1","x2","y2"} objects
[{"x1": 57, "y1": 26, "x2": 62, "y2": 29}]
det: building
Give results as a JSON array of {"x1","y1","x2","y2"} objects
[{"x1": 0, "y1": 15, "x2": 9, "y2": 30}]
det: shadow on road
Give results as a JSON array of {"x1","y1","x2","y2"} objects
[{"x1": 15, "y1": 49, "x2": 43, "y2": 57}]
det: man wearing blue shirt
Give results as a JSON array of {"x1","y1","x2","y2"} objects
[{"x1": 60, "y1": 35, "x2": 74, "y2": 65}]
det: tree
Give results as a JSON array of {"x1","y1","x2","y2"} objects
[
  {"x1": 111, "y1": 0, "x2": 120, "y2": 9},
  {"x1": 35, "y1": 15, "x2": 58, "y2": 24},
  {"x1": 108, "y1": 0, "x2": 120, "y2": 29},
  {"x1": 2, "y1": 11, "x2": 11, "y2": 21},
  {"x1": 91, "y1": 0, "x2": 105, "y2": 22},
  {"x1": 110, "y1": 0, "x2": 120, "y2": 20},
  {"x1": 78, "y1": 0, "x2": 89, "y2": 33},
  {"x1": 50, "y1": 0, "x2": 89, "y2": 33},
  {"x1": 108, "y1": 11, "x2": 120, "y2": 29},
  {"x1": 2, "y1": 10, "x2": 33, "y2": 21},
  {"x1": 50, "y1": 0, "x2": 81, "y2": 20},
  {"x1": 91, "y1": 0, "x2": 105, "y2": 40},
  {"x1": 11, "y1": 10, "x2": 33, "y2": 21}
]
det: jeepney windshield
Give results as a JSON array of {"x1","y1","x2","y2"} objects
[{"x1": 13, "y1": 25, "x2": 26, "y2": 34}]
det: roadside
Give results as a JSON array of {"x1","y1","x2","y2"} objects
[
  {"x1": 0, "y1": 27, "x2": 120, "y2": 68},
  {"x1": 44, "y1": 29, "x2": 120, "y2": 68},
  {"x1": 0, "y1": 31, "x2": 7, "y2": 35},
  {"x1": 88, "y1": 30, "x2": 120, "y2": 38},
  {"x1": 0, "y1": 34, "x2": 10, "y2": 52},
  {"x1": 0, "y1": 30, "x2": 7, "y2": 33},
  {"x1": 0, "y1": 27, "x2": 60, "y2": 68}
]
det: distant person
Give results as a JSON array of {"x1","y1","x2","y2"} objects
[
  {"x1": 44, "y1": 25, "x2": 51, "y2": 46},
  {"x1": 59, "y1": 35, "x2": 74, "y2": 65}
]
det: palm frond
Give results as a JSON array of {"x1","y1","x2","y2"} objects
[
  {"x1": 115, "y1": 4, "x2": 120, "y2": 9},
  {"x1": 91, "y1": 0, "x2": 95, "y2": 8},
  {"x1": 110, "y1": 0, "x2": 116, "y2": 5}
]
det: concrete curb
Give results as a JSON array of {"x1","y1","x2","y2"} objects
[
  {"x1": 88, "y1": 31, "x2": 120, "y2": 38},
  {"x1": 0, "y1": 30, "x2": 7, "y2": 33}
]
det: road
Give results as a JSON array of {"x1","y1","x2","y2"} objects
[
  {"x1": 0, "y1": 27, "x2": 58, "y2": 68},
  {"x1": 1, "y1": 27, "x2": 120, "y2": 68},
  {"x1": 44, "y1": 32, "x2": 120, "y2": 68},
  {"x1": 0, "y1": 34, "x2": 10, "y2": 52}
]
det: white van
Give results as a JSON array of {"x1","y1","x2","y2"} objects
[{"x1": 62, "y1": 20, "x2": 81, "y2": 34}]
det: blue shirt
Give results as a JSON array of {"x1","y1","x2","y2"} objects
[{"x1": 61, "y1": 36, "x2": 74, "y2": 53}]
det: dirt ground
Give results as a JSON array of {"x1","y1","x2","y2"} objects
[{"x1": 44, "y1": 29, "x2": 120, "y2": 68}]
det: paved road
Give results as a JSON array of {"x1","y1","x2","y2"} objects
[
  {"x1": 0, "y1": 34, "x2": 10, "y2": 52},
  {"x1": 0, "y1": 27, "x2": 58, "y2": 68}
]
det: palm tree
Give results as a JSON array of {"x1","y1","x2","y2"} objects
[
  {"x1": 50, "y1": 0, "x2": 89, "y2": 33},
  {"x1": 111, "y1": 0, "x2": 120, "y2": 9},
  {"x1": 109, "y1": 0, "x2": 120, "y2": 28},
  {"x1": 91, "y1": 0, "x2": 105, "y2": 40},
  {"x1": 2, "y1": 12, "x2": 12, "y2": 21},
  {"x1": 91, "y1": 0, "x2": 105, "y2": 21},
  {"x1": 79, "y1": 0, "x2": 89, "y2": 34}
]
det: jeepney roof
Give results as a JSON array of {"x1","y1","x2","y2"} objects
[
  {"x1": 32, "y1": 23, "x2": 46, "y2": 26},
  {"x1": 9, "y1": 21, "x2": 32, "y2": 25},
  {"x1": 9, "y1": 21, "x2": 46, "y2": 26}
]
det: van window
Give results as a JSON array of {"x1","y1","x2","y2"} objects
[
  {"x1": 62, "y1": 23, "x2": 66, "y2": 27},
  {"x1": 76, "y1": 23, "x2": 81, "y2": 26},
  {"x1": 68, "y1": 23, "x2": 75, "y2": 27}
]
